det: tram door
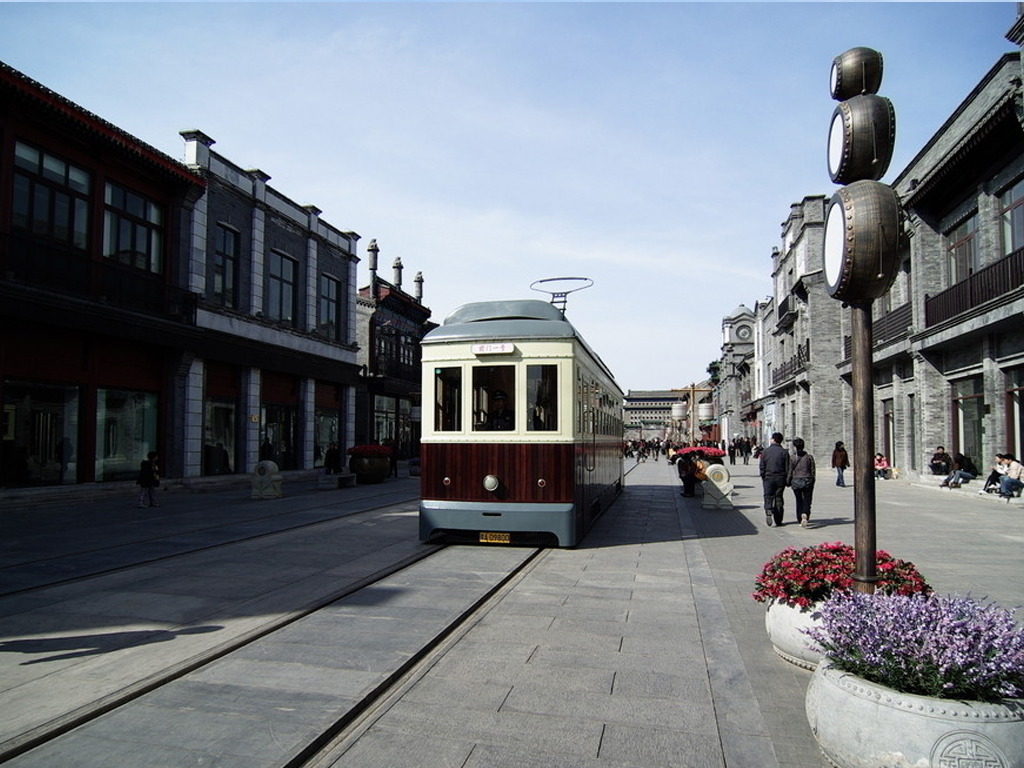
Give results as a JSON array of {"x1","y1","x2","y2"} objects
[{"x1": 576, "y1": 376, "x2": 598, "y2": 534}]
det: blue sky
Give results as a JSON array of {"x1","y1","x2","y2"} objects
[{"x1": 0, "y1": 3, "x2": 1016, "y2": 391}]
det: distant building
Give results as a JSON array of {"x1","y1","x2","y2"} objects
[
  {"x1": 624, "y1": 386, "x2": 714, "y2": 444},
  {"x1": 355, "y1": 241, "x2": 435, "y2": 458},
  {"x1": 713, "y1": 304, "x2": 756, "y2": 443}
]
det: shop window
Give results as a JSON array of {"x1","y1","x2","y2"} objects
[
  {"x1": 473, "y1": 365, "x2": 515, "y2": 431},
  {"x1": 103, "y1": 182, "x2": 164, "y2": 273},
  {"x1": 951, "y1": 376, "x2": 984, "y2": 462},
  {"x1": 95, "y1": 388, "x2": 158, "y2": 482},
  {"x1": 526, "y1": 365, "x2": 558, "y2": 431},
  {"x1": 433, "y1": 367, "x2": 462, "y2": 432},
  {"x1": 259, "y1": 404, "x2": 296, "y2": 470},
  {"x1": 313, "y1": 407, "x2": 340, "y2": 469},
  {"x1": 2, "y1": 379, "x2": 81, "y2": 487},
  {"x1": 203, "y1": 399, "x2": 235, "y2": 475},
  {"x1": 375, "y1": 395, "x2": 397, "y2": 446}
]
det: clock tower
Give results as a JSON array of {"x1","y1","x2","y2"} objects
[{"x1": 723, "y1": 304, "x2": 755, "y2": 347}]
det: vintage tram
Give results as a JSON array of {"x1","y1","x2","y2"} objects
[{"x1": 418, "y1": 299, "x2": 624, "y2": 547}]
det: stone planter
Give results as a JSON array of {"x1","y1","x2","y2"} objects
[
  {"x1": 764, "y1": 600, "x2": 823, "y2": 670},
  {"x1": 806, "y1": 659, "x2": 1024, "y2": 768},
  {"x1": 348, "y1": 455, "x2": 390, "y2": 484}
]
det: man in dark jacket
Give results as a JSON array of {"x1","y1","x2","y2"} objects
[{"x1": 759, "y1": 432, "x2": 790, "y2": 527}]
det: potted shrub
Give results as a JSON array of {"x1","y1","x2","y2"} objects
[
  {"x1": 804, "y1": 592, "x2": 1024, "y2": 767},
  {"x1": 752, "y1": 541, "x2": 930, "y2": 668},
  {"x1": 346, "y1": 444, "x2": 392, "y2": 484}
]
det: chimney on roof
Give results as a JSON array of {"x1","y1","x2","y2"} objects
[
  {"x1": 414, "y1": 271, "x2": 424, "y2": 302},
  {"x1": 366, "y1": 239, "x2": 379, "y2": 280},
  {"x1": 366, "y1": 239, "x2": 379, "y2": 299},
  {"x1": 393, "y1": 257, "x2": 403, "y2": 289}
]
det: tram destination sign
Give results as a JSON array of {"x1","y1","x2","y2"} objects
[{"x1": 472, "y1": 343, "x2": 516, "y2": 355}]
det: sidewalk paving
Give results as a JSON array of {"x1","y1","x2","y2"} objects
[{"x1": 0, "y1": 459, "x2": 1020, "y2": 767}]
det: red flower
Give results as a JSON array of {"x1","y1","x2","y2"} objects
[
  {"x1": 346, "y1": 444, "x2": 392, "y2": 457},
  {"x1": 752, "y1": 541, "x2": 931, "y2": 608}
]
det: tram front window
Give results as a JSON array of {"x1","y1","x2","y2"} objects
[
  {"x1": 434, "y1": 367, "x2": 462, "y2": 432},
  {"x1": 527, "y1": 365, "x2": 557, "y2": 431},
  {"x1": 473, "y1": 365, "x2": 515, "y2": 431}
]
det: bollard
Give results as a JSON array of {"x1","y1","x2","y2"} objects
[
  {"x1": 251, "y1": 460, "x2": 283, "y2": 499},
  {"x1": 701, "y1": 464, "x2": 734, "y2": 510}
]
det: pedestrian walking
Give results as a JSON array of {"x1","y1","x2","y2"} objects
[
  {"x1": 136, "y1": 451, "x2": 160, "y2": 508},
  {"x1": 759, "y1": 432, "x2": 790, "y2": 527},
  {"x1": 789, "y1": 438, "x2": 816, "y2": 527},
  {"x1": 831, "y1": 441, "x2": 850, "y2": 487}
]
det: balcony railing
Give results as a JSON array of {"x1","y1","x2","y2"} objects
[
  {"x1": 772, "y1": 339, "x2": 810, "y2": 388},
  {"x1": 2, "y1": 235, "x2": 197, "y2": 324},
  {"x1": 925, "y1": 247, "x2": 1024, "y2": 327},
  {"x1": 841, "y1": 300, "x2": 928, "y2": 360}
]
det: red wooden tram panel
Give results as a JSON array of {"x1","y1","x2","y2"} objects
[{"x1": 421, "y1": 443, "x2": 574, "y2": 503}]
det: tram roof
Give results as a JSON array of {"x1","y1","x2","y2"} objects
[{"x1": 423, "y1": 300, "x2": 578, "y2": 343}]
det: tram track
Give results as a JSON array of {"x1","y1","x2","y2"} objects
[
  {"x1": 1, "y1": 516, "x2": 545, "y2": 767},
  {"x1": 288, "y1": 546, "x2": 546, "y2": 768}
]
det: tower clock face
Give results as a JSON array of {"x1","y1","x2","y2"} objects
[{"x1": 736, "y1": 325, "x2": 752, "y2": 341}]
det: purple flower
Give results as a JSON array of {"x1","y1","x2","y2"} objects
[{"x1": 806, "y1": 592, "x2": 1024, "y2": 701}]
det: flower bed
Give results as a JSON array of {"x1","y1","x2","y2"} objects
[{"x1": 752, "y1": 541, "x2": 930, "y2": 609}]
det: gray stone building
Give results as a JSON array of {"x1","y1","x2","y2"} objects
[
  {"x1": 872, "y1": 43, "x2": 1024, "y2": 473},
  {"x1": 180, "y1": 130, "x2": 361, "y2": 478},
  {"x1": 769, "y1": 196, "x2": 849, "y2": 461},
  {"x1": 718, "y1": 12, "x2": 1024, "y2": 477},
  {"x1": 717, "y1": 196, "x2": 848, "y2": 460}
]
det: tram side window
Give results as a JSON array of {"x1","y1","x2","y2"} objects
[
  {"x1": 473, "y1": 365, "x2": 515, "y2": 431},
  {"x1": 526, "y1": 365, "x2": 558, "y2": 431},
  {"x1": 434, "y1": 367, "x2": 462, "y2": 431}
]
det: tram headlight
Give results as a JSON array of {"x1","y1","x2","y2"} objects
[{"x1": 483, "y1": 474, "x2": 500, "y2": 493}]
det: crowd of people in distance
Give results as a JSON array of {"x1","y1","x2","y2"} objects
[
  {"x1": 623, "y1": 437, "x2": 758, "y2": 464},
  {"x1": 625, "y1": 436, "x2": 1023, "y2": 524}
]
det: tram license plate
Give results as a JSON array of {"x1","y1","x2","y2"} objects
[{"x1": 479, "y1": 532, "x2": 511, "y2": 544}]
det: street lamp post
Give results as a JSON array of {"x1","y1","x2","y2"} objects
[
  {"x1": 850, "y1": 304, "x2": 877, "y2": 590},
  {"x1": 821, "y1": 47, "x2": 903, "y2": 593}
]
